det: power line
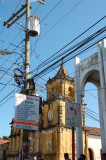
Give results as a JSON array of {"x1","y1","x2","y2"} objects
[
  {"x1": 0, "y1": 39, "x2": 24, "y2": 53},
  {"x1": 0, "y1": 55, "x2": 22, "y2": 67},
  {"x1": 30, "y1": 0, "x2": 63, "y2": 57},
  {"x1": 30, "y1": 0, "x2": 84, "y2": 59},
  {"x1": 32, "y1": 3, "x2": 41, "y2": 15},
  {"x1": 0, "y1": 87, "x2": 17, "y2": 104},
  {"x1": 31, "y1": 28, "x2": 106, "y2": 79},
  {"x1": 85, "y1": 107, "x2": 99, "y2": 116},
  {"x1": 0, "y1": 82, "x2": 18, "y2": 86},
  {"x1": 39, "y1": 0, "x2": 84, "y2": 40},
  {"x1": 35, "y1": 81, "x2": 100, "y2": 124},
  {"x1": 0, "y1": 69, "x2": 14, "y2": 78},
  {"x1": 31, "y1": 16, "x2": 106, "y2": 74},
  {"x1": 0, "y1": 96, "x2": 14, "y2": 108},
  {"x1": 0, "y1": 88, "x2": 21, "y2": 108},
  {"x1": 85, "y1": 113, "x2": 100, "y2": 123},
  {"x1": 36, "y1": 34, "x2": 105, "y2": 79},
  {"x1": 13, "y1": 0, "x2": 23, "y2": 13},
  {"x1": 40, "y1": 0, "x2": 63, "y2": 24},
  {"x1": 85, "y1": 90, "x2": 98, "y2": 99},
  {"x1": 0, "y1": 39, "x2": 24, "y2": 81}
]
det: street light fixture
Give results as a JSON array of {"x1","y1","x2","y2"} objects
[
  {"x1": 0, "y1": 50, "x2": 13, "y2": 55},
  {"x1": 0, "y1": 50, "x2": 24, "y2": 61}
]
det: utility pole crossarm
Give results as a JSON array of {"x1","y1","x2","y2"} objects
[
  {"x1": 7, "y1": 6, "x2": 32, "y2": 28},
  {"x1": 3, "y1": 4, "x2": 32, "y2": 28},
  {"x1": 38, "y1": 0, "x2": 45, "y2": 4},
  {"x1": 3, "y1": 4, "x2": 27, "y2": 26}
]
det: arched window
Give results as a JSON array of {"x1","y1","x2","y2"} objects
[
  {"x1": 88, "y1": 148, "x2": 94, "y2": 160},
  {"x1": 68, "y1": 86, "x2": 74, "y2": 97}
]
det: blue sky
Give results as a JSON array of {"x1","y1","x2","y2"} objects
[{"x1": 0, "y1": 0, "x2": 106, "y2": 138}]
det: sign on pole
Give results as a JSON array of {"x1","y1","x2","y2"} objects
[
  {"x1": 65, "y1": 102, "x2": 80, "y2": 127},
  {"x1": 13, "y1": 93, "x2": 39, "y2": 130}
]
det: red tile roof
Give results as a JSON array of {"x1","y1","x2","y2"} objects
[
  {"x1": 0, "y1": 139, "x2": 9, "y2": 145},
  {"x1": 84, "y1": 126, "x2": 101, "y2": 136}
]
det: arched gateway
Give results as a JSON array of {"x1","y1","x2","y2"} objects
[{"x1": 74, "y1": 39, "x2": 106, "y2": 159}]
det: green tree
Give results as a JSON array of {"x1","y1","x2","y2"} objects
[{"x1": 2, "y1": 136, "x2": 9, "y2": 140}]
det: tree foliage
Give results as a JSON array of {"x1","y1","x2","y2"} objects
[{"x1": 2, "y1": 136, "x2": 9, "y2": 140}]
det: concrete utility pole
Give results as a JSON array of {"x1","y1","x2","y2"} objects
[
  {"x1": 4, "y1": 0, "x2": 45, "y2": 93},
  {"x1": 3, "y1": 1, "x2": 45, "y2": 159},
  {"x1": 25, "y1": 0, "x2": 30, "y2": 91}
]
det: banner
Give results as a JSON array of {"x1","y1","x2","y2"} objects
[
  {"x1": 13, "y1": 93, "x2": 39, "y2": 130},
  {"x1": 65, "y1": 102, "x2": 81, "y2": 127}
]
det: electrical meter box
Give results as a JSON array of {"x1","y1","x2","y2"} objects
[{"x1": 27, "y1": 16, "x2": 40, "y2": 37}]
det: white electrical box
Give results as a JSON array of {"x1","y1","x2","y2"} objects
[{"x1": 27, "y1": 16, "x2": 40, "y2": 37}]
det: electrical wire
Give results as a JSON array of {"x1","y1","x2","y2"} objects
[
  {"x1": 0, "y1": 87, "x2": 17, "y2": 104},
  {"x1": 35, "y1": 34, "x2": 105, "y2": 79},
  {"x1": 0, "y1": 1, "x2": 105, "y2": 108},
  {"x1": 0, "y1": 56, "x2": 22, "y2": 66},
  {"x1": 85, "y1": 107, "x2": 99, "y2": 116},
  {"x1": 30, "y1": 0, "x2": 63, "y2": 58},
  {"x1": 40, "y1": 0, "x2": 63, "y2": 24},
  {"x1": 31, "y1": 30, "x2": 106, "y2": 79},
  {"x1": 0, "y1": 39, "x2": 25, "y2": 79},
  {"x1": 0, "y1": 87, "x2": 21, "y2": 108},
  {"x1": 85, "y1": 113, "x2": 100, "y2": 122},
  {"x1": 13, "y1": 0, "x2": 23, "y2": 13},
  {"x1": 30, "y1": 0, "x2": 84, "y2": 58},
  {"x1": 32, "y1": 3, "x2": 41, "y2": 15},
  {"x1": 30, "y1": 16, "x2": 106, "y2": 74},
  {"x1": 36, "y1": 81, "x2": 100, "y2": 124},
  {"x1": 0, "y1": 96, "x2": 14, "y2": 108},
  {"x1": 0, "y1": 82, "x2": 18, "y2": 86},
  {"x1": 0, "y1": 39, "x2": 24, "y2": 51},
  {"x1": 33, "y1": 40, "x2": 105, "y2": 86},
  {"x1": 0, "y1": 61, "x2": 23, "y2": 94},
  {"x1": 0, "y1": 70, "x2": 14, "y2": 78},
  {"x1": 40, "y1": 0, "x2": 84, "y2": 40}
]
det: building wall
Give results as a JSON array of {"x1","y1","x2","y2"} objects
[
  {"x1": 40, "y1": 128, "x2": 73, "y2": 160},
  {"x1": 88, "y1": 135, "x2": 101, "y2": 160},
  {"x1": 0, "y1": 143, "x2": 10, "y2": 160}
]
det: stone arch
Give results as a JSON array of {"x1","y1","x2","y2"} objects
[
  {"x1": 80, "y1": 69, "x2": 100, "y2": 97},
  {"x1": 74, "y1": 39, "x2": 106, "y2": 158}
]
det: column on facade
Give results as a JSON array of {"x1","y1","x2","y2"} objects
[
  {"x1": 97, "y1": 39, "x2": 106, "y2": 153},
  {"x1": 74, "y1": 57, "x2": 83, "y2": 159}
]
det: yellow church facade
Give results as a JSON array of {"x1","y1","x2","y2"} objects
[{"x1": 5, "y1": 62, "x2": 90, "y2": 160}]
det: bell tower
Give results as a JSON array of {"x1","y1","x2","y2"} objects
[
  {"x1": 46, "y1": 60, "x2": 74, "y2": 101},
  {"x1": 40, "y1": 61, "x2": 78, "y2": 160}
]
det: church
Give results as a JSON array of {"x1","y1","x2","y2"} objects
[{"x1": 0, "y1": 61, "x2": 102, "y2": 160}]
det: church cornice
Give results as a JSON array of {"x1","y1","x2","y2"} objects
[
  {"x1": 42, "y1": 97, "x2": 58, "y2": 105},
  {"x1": 47, "y1": 75, "x2": 74, "y2": 85},
  {"x1": 41, "y1": 126, "x2": 75, "y2": 132},
  {"x1": 42, "y1": 95, "x2": 75, "y2": 105}
]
